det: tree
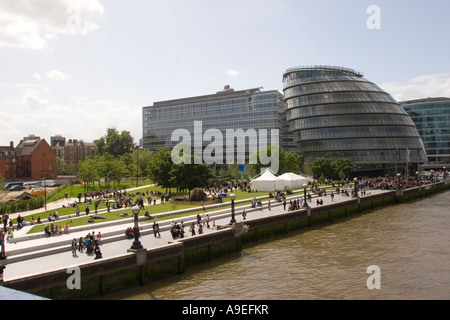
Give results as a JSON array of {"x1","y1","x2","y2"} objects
[
  {"x1": 332, "y1": 158, "x2": 353, "y2": 180},
  {"x1": 147, "y1": 149, "x2": 174, "y2": 192},
  {"x1": 55, "y1": 157, "x2": 67, "y2": 175},
  {"x1": 249, "y1": 145, "x2": 301, "y2": 175},
  {"x1": 96, "y1": 128, "x2": 134, "y2": 157},
  {"x1": 170, "y1": 157, "x2": 213, "y2": 197},
  {"x1": 312, "y1": 157, "x2": 333, "y2": 179},
  {"x1": 77, "y1": 157, "x2": 100, "y2": 192},
  {"x1": 280, "y1": 151, "x2": 302, "y2": 174}
]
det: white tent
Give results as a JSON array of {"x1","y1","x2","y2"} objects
[
  {"x1": 250, "y1": 169, "x2": 287, "y2": 191},
  {"x1": 278, "y1": 172, "x2": 309, "y2": 189}
]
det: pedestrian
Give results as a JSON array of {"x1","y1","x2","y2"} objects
[
  {"x1": 155, "y1": 223, "x2": 161, "y2": 238},
  {"x1": 0, "y1": 231, "x2": 5, "y2": 259},
  {"x1": 6, "y1": 228, "x2": 14, "y2": 243},
  {"x1": 94, "y1": 243, "x2": 102, "y2": 260},
  {"x1": 0, "y1": 261, "x2": 5, "y2": 283},
  {"x1": 198, "y1": 224, "x2": 203, "y2": 235},
  {"x1": 153, "y1": 222, "x2": 158, "y2": 237},
  {"x1": 96, "y1": 232, "x2": 102, "y2": 245},
  {"x1": 268, "y1": 200, "x2": 271, "y2": 211},
  {"x1": 190, "y1": 222, "x2": 196, "y2": 236},
  {"x1": 71, "y1": 238, "x2": 78, "y2": 257},
  {"x1": 283, "y1": 197, "x2": 287, "y2": 210},
  {"x1": 85, "y1": 206, "x2": 90, "y2": 215},
  {"x1": 242, "y1": 209, "x2": 247, "y2": 220},
  {"x1": 78, "y1": 237, "x2": 84, "y2": 253},
  {"x1": 197, "y1": 213, "x2": 201, "y2": 225}
]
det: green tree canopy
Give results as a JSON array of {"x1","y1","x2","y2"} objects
[
  {"x1": 249, "y1": 145, "x2": 301, "y2": 176},
  {"x1": 311, "y1": 157, "x2": 333, "y2": 178},
  {"x1": 96, "y1": 128, "x2": 134, "y2": 157},
  {"x1": 332, "y1": 158, "x2": 353, "y2": 180},
  {"x1": 147, "y1": 149, "x2": 174, "y2": 191}
]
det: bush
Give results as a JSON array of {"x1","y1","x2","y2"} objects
[{"x1": 190, "y1": 188, "x2": 206, "y2": 201}]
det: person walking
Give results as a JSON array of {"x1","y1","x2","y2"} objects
[
  {"x1": 71, "y1": 238, "x2": 78, "y2": 257},
  {"x1": 190, "y1": 222, "x2": 196, "y2": 236},
  {"x1": 242, "y1": 209, "x2": 247, "y2": 220},
  {"x1": 153, "y1": 222, "x2": 161, "y2": 238}
]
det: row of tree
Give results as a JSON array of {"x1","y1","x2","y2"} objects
[
  {"x1": 59, "y1": 128, "x2": 353, "y2": 194},
  {"x1": 310, "y1": 157, "x2": 353, "y2": 181}
]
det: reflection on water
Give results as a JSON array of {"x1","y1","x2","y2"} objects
[{"x1": 102, "y1": 191, "x2": 450, "y2": 300}]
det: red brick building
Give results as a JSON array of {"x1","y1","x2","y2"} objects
[{"x1": 0, "y1": 136, "x2": 57, "y2": 182}]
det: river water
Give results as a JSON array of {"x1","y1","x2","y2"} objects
[{"x1": 103, "y1": 190, "x2": 450, "y2": 300}]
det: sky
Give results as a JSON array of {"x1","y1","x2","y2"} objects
[{"x1": 0, "y1": 0, "x2": 449, "y2": 146}]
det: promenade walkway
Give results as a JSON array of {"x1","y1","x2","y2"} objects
[{"x1": 1, "y1": 187, "x2": 389, "y2": 282}]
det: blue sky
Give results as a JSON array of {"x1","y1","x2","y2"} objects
[{"x1": 0, "y1": 0, "x2": 449, "y2": 146}]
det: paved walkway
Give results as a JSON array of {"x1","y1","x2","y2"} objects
[{"x1": 1, "y1": 188, "x2": 389, "y2": 282}]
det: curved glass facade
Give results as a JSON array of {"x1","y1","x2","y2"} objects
[
  {"x1": 401, "y1": 98, "x2": 450, "y2": 163},
  {"x1": 282, "y1": 65, "x2": 427, "y2": 170}
]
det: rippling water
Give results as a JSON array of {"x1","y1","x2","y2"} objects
[{"x1": 103, "y1": 190, "x2": 450, "y2": 300}]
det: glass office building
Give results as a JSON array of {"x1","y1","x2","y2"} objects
[
  {"x1": 142, "y1": 86, "x2": 297, "y2": 165},
  {"x1": 282, "y1": 65, "x2": 427, "y2": 176},
  {"x1": 401, "y1": 97, "x2": 450, "y2": 164}
]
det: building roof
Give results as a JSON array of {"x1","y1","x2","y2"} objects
[
  {"x1": 149, "y1": 86, "x2": 265, "y2": 108},
  {"x1": 15, "y1": 139, "x2": 41, "y2": 157},
  {"x1": 399, "y1": 97, "x2": 450, "y2": 105}
]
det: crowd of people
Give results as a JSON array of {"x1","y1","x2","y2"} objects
[{"x1": 72, "y1": 231, "x2": 102, "y2": 259}]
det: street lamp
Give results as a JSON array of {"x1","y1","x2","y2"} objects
[
  {"x1": 397, "y1": 173, "x2": 401, "y2": 190},
  {"x1": 229, "y1": 193, "x2": 236, "y2": 225},
  {"x1": 302, "y1": 183, "x2": 309, "y2": 207},
  {"x1": 130, "y1": 205, "x2": 143, "y2": 250},
  {"x1": 353, "y1": 177, "x2": 358, "y2": 197}
]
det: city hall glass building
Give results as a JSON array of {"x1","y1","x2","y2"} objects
[
  {"x1": 142, "y1": 86, "x2": 297, "y2": 165},
  {"x1": 401, "y1": 97, "x2": 450, "y2": 164},
  {"x1": 282, "y1": 65, "x2": 427, "y2": 176}
]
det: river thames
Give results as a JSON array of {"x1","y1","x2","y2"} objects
[{"x1": 102, "y1": 190, "x2": 450, "y2": 300}]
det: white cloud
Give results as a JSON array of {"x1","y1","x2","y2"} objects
[
  {"x1": 380, "y1": 73, "x2": 450, "y2": 102},
  {"x1": 226, "y1": 69, "x2": 240, "y2": 77},
  {"x1": 46, "y1": 70, "x2": 71, "y2": 81},
  {"x1": 33, "y1": 73, "x2": 42, "y2": 80},
  {"x1": 0, "y1": 0, "x2": 104, "y2": 50},
  {"x1": 0, "y1": 88, "x2": 140, "y2": 146}
]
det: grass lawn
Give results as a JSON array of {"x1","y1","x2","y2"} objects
[{"x1": 24, "y1": 186, "x2": 292, "y2": 235}]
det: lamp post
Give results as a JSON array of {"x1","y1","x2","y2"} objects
[
  {"x1": 302, "y1": 183, "x2": 309, "y2": 207},
  {"x1": 353, "y1": 177, "x2": 358, "y2": 197},
  {"x1": 397, "y1": 173, "x2": 401, "y2": 190},
  {"x1": 130, "y1": 205, "x2": 143, "y2": 250},
  {"x1": 229, "y1": 193, "x2": 236, "y2": 225}
]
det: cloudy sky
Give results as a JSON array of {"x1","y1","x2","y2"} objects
[{"x1": 0, "y1": 0, "x2": 449, "y2": 146}]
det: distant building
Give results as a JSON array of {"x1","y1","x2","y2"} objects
[
  {"x1": 0, "y1": 142, "x2": 16, "y2": 180},
  {"x1": 0, "y1": 135, "x2": 57, "y2": 181},
  {"x1": 401, "y1": 97, "x2": 450, "y2": 165},
  {"x1": 51, "y1": 135, "x2": 97, "y2": 166},
  {"x1": 282, "y1": 65, "x2": 427, "y2": 176},
  {"x1": 142, "y1": 86, "x2": 298, "y2": 168}
]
